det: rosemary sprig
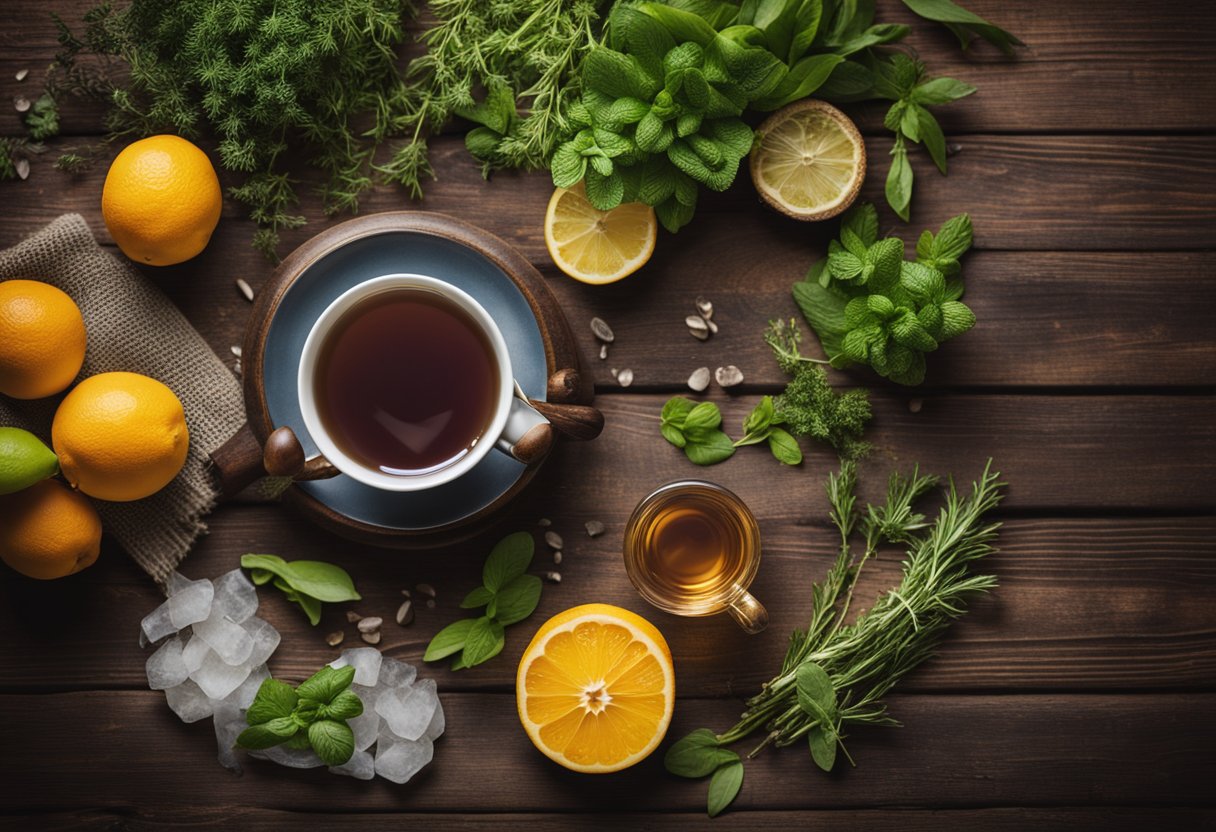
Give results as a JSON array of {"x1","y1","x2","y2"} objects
[{"x1": 667, "y1": 459, "x2": 1004, "y2": 816}]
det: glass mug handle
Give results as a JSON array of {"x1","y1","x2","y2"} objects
[{"x1": 726, "y1": 588, "x2": 769, "y2": 634}]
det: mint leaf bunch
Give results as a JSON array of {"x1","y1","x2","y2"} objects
[
  {"x1": 659, "y1": 395, "x2": 804, "y2": 466},
  {"x1": 240, "y1": 555, "x2": 361, "y2": 626},
  {"x1": 423, "y1": 533, "x2": 544, "y2": 671},
  {"x1": 793, "y1": 202, "x2": 977, "y2": 386},
  {"x1": 236, "y1": 665, "x2": 363, "y2": 767}
]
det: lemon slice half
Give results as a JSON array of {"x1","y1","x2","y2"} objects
[{"x1": 544, "y1": 184, "x2": 657, "y2": 284}]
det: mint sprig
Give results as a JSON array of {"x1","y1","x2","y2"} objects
[
  {"x1": 241, "y1": 555, "x2": 360, "y2": 626},
  {"x1": 236, "y1": 665, "x2": 361, "y2": 767},
  {"x1": 423, "y1": 533, "x2": 544, "y2": 671}
]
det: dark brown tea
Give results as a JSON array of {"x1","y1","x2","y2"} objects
[{"x1": 314, "y1": 289, "x2": 498, "y2": 476}]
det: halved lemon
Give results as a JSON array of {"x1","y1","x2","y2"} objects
[
  {"x1": 750, "y1": 99, "x2": 866, "y2": 221},
  {"x1": 516, "y1": 603, "x2": 675, "y2": 773},
  {"x1": 544, "y1": 184, "x2": 657, "y2": 284}
]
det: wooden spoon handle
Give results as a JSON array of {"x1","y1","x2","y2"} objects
[{"x1": 528, "y1": 399, "x2": 604, "y2": 441}]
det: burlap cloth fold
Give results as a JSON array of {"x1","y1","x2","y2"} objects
[{"x1": 0, "y1": 214, "x2": 246, "y2": 585}]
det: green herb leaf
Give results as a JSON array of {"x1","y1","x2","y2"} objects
[
  {"x1": 915, "y1": 105, "x2": 948, "y2": 174},
  {"x1": 885, "y1": 140, "x2": 913, "y2": 221},
  {"x1": 246, "y1": 678, "x2": 299, "y2": 725},
  {"x1": 249, "y1": 568, "x2": 274, "y2": 586},
  {"x1": 325, "y1": 689, "x2": 364, "y2": 721},
  {"x1": 640, "y1": 3, "x2": 718, "y2": 46},
  {"x1": 684, "y1": 401, "x2": 724, "y2": 432},
  {"x1": 899, "y1": 0, "x2": 1024, "y2": 55},
  {"x1": 808, "y1": 724, "x2": 838, "y2": 772},
  {"x1": 236, "y1": 720, "x2": 295, "y2": 750},
  {"x1": 664, "y1": 729, "x2": 739, "y2": 777},
  {"x1": 296, "y1": 664, "x2": 356, "y2": 705},
  {"x1": 308, "y1": 719, "x2": 355, "y2": 767},
  {"x1": 461, "y1": 616, "x2": 506, "y2": 668},
  {"x1": 424, "y1": 618, "x2": 478, "y2": 662},
  {"x1": 461, "y1": 586, "x2": 495, "y2": 609},
  {"x1": 768, "y1": 428, "x2": 803, "y2": 465},
  {"x1": 707, "y1": 759, "x2": 744, "y2": 817},
  {"x1": 795, "y1": 662, "x2": 838, "y2": 721},
  {"x1": 240, "y1": 555, "x2": 360, "y2": 602},
  {"x1": 685, "y1": 430, "x2": 736, "y2": 465},
  {"x1": 483, "y1": 532, "x2": 535, "y2": 593},
  {"x1": 793, "y1": 280, "x2": 851, "y2": 363},
  {"x1": 494, "y1": 574, "x2": 543, "y2": 626},
  {"x1": 911, "y1": 76, "x2": 976, "y2": 105},
  {"x1": 294, "y1": 592, "x2": 322, "y2": 626}
]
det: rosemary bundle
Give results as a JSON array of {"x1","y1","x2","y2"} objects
[{"x1": 666, "y1": 459, "x2": 1004, "y2": 816}]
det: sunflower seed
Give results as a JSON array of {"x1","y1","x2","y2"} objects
[
  {"x1": 15, "y1": 158, "x2": 29, "y2": 180},
  {"x1": 544, "y1": 531, "x2": 564, "y2": 550},
  {"x1": 544, "y1": 571, "x2": 562, "y2": 583},
  {"x1": 689, "y1": 326, "x2": 710, "y2": 341},
  {"x1": 235, "y1": 278, "x2": 255, "y2": 302},
  {"x1": 15, "y1": 69, "x2": 29, "y2": 82},
  {"x1": 610, "y1": 367, "x2": 618, "y2": 378},
  {"x1": 230, "y1": 345, "x2": 242, "y2": 358},
  {"x1": 538, "y1": 518, "x2": 552, "y2": 527},
  {"x1": 415, "y1": 583, "x2": 436, "y2": 599},
  {"x1": 356, "y1": 616, "x2": 383, "y2": 634},
  {"x1": 688, "y1": 367, "x2": 711, "y2": 392},
  {"x1": 360, "y1": 630, "x2": 382, "y2": 645},
  {"x1": 400, "y1": 589, "x2": 411, "y2": 599},
  {"x1": 686, "y1": 315, "x2": 708, "y2": 333},
  {"x1": 13, "y1": 96, "x2": 30, "y2": 112},
  {"x1": 585, "y1": 520, "x2": 605, "y2": 538},
  {"x1": 396, "y1": 599, "x2": 414, "y2": 626},
  {"x1": 325, "y1": 631, "x2": 344, "y2": 647},
  {"x1": 696, "y1": 296, "x2": 714, "y2": 320},
  {"x1": 599, "y1": 344, "x2": 608, "y2": 360},
  {"x1": 908, "y1": 398, "x2": 924, "y2": 414},
  {"x1": 346, "y1": 610, "x2": 362, "y2": 623},
  {"x1": 715, "y1": 365, "x2": 744, "y2": 388},
  {"x1": 553, "y1": 551, "x2": 563, "y2": 565},
  {"x1": 590, "y1": 317, "x2": 614, "y2": 343},
  {"x1": 425, "y1": 599, "x2": 436, "y2": 609},
  {"x1": 233, "y1": 361, "x2": 241, "y2": 376},
  {"x1": 705, "y1": 318, "x2": 718, "y2": 334},
  {"x1": 617, "y1": 368, "x2": 634, "y2": 387}
]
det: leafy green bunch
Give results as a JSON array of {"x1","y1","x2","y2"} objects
[
  {"x1": 241, "y1": 555, "x2": 361, "y2": 626},
  {"x1": 424, "y1": 533, "x2": 545, "y2": 671},
  {"x1": 793, "y1": 202, "x2": 976, "y2": 385},
  {"x1": 236, "y1": 665, "x2": 363, "y2": 767}
]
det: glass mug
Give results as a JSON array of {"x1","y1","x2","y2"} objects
[{"x1": 623, "y1": 481, "x2": 769, "y2": 634}]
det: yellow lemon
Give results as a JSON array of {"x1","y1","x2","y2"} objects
[
  {"x1": 517, "y1": 603, "x2": 675, "y2": 773},
  {"x1": 102, "y1": 134, "x2": 223, "y2": 266},
  {"x1": 0, "y1": 479, "x2": 102, "y2": 580},
  {"x1": 750, "y1": 99, "x2": 866, "y2": 221},
  {"x1": 52, "y1": 371, "x2": 189, "y2": 502},
  {"x1": 544, "y1": 184, "x2": 657, "y2": 284},
  {"x1": 0, "y1": 279, "x2": 87, "y2": 399}
]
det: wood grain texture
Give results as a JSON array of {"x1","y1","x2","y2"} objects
[
  {"x1": 1, "y1": 510, "x2": 1212, "y2": 695},
  {"x1": 3, "y1": 690, "x2": 1213, "y2": 813}
]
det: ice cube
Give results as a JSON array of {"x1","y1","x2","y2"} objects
[
  {"x1": 211, "y1": 568, "x2": 258, "y2": 623},
  {"x1": 181, "y1": 633, "x2": 209, "y2": 674},
  {"x1": 165, "y1": 571, "x2": 192, "y2": 594},
  {"x1": 167, "y1": 577, "x2": 214, "y2": 629},
  {"x1": 146, "y1": 635, "x2": 189, "y2": 690},
  {"x1": 347, "y1": 688, "x2": 381, "y2": 751},
  {"x1": 164, "y1": 679, "x2": 214, "y2": 724},
  {"x1": 243, "y1": 617, "x2": 281, "y2": 667},
  {"x1": 424, "y1": 696, "x2": 445, "y2": 741},
  {"x1": 228, "y1": 664, "x2": 270, "y2": 710},
  {"x1": 249, "y1": 745, "x2": 324, "y2": 769},
  {"x1": 140, "y1": 601, "x2": 176, "y2": 645},
  {"x1": 194, "y1": 613, "x2": 254, "y2": 666},
  {"x1": 374, "y1": 735, "x2": 433, "y2": 784},
  {"x1": 213, "y1": 700, "x2": 247, "y2": 774},
  {"x1": 329, "y1": 647, "x2": 382, "y2": 687},
  {"x1": 190, "y1": 649, "x2": 251, "y2": 700},
  {"x1": 376, "y1": 657, "x2": 417, "y2": 691},
  {"x1": 375, "y1": 678, "x2": 439, "y2": 741},
  {"x1": 329, "y1": 748, "x2": 375, "y2": 780}
]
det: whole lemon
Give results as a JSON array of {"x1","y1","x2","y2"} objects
[
  {"x1": 0, "y1": 479, "x2": 102, "y2": 579},
  {"x1": 0, "y1": 279, "x2": 87, "y2": 399},
  {"x1": 52, "y1": 371, "x2": 190, "y2": 502},
  {"x1": 101, "y1": 135, "x2": 222, "y2": 267}
]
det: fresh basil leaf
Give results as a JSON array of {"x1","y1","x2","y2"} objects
[
  {"x1": 294, "y1": 592, "x2": 322, "y2": 626},
  {"x1": 742, "y1": 396, "x2": 775, "y2": 437},
  {"x1": 639, "y1": 3, "x2": 718, "y2": 46},
  {"x1": 752, "y1": 53, "x2": 843, "y2": 111},
  {"x1": 246, "y1": 678, "x2": 299, "y2": 725},
  {"x1": 795, "y1": 662, "x2": 838, "y2": 719},
  {"x1": 793, "y1": 279, "x2": 851, "y2": 363},
  {"x1": 684, "y1": 401, "x2": 724, "y2": 432},
  {"x1": 283, "y1": 732, "x2": 311, "y2": 750},
  {"x1": 899, "y1": 103, "x2": 920, "y2": 142},
  {"x1": 236, "y1": 721, "x2": 293, "y2": 750},
  {"x1": 325, "y1": 689, "x2": 364, "y2": 721},
  {"x1": 249, "y1": 568, "x2": 274, "y2": 586},
  {"x1": 899, "y1": 0, "x2": 1024, "y2": 55},
  {"x1": 242, "y1": 555, "x2": 361, "y2": 603},
  {"x1": 915, "y1": 105, "x2": 947, "y2": 174},
  {"x1": 707, "y1": 759, "x2": 744, "y2": 818},
  {"x1": 308, "y1": 719, "x2": 355, "y2": 767},
  {"x1": 661, "y1": 424, "x2": 688, "y2": 448},
  {"x1": 808, "y1": 724, "x2": 838, "y2": 772},
  {"x1": 296, "y1": 664, "x2": 355, "y2": 704},
  {"x1": 662, "y1": 396, "x2": 697, "y2": 427},
  {"x1": 424, "y1": 618, "x2": 477, "y2": 662},
  {"x1": 788, "y1": 0, "x2": 824, "y2": 63},
  {"x1": 910, "y1": 76, "x2": 976, "y2": 106},
  {"x1": 294, "y1": 699, "x2": 323, "y2": 724},
  {"x1": 885, "y1": 141, "x2": 913, "y2": 221},
  {"x1": 664, "y1": 729, "x2": 738, "y2": 777},
  {"x1": 685, "y1": 430, "x2": 736, "y2": 465},
  {"x1": 483, "y1": 531, "x2": 534, "y2": 593},
  {"x1": 768, "y1": 428, "x2": 803, "y2": 465},
  {"x1": 831, "y1": 23, "x2": 909, "y2": 57},
  {"x1": 461, "y1": 616, "x2": 506, "y2": 668},
  {"x1": 461, "y1": 586, "x2": 495, "y2": 609},
  {"x1": 494, "y1": 574, "x2": 543, "y2": 626}
]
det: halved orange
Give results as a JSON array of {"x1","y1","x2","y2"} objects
[{"x1": 516, "y1": 603, "x2": 675, "y2": 773}]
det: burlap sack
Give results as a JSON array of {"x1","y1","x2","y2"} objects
[{"x1": 0, "y1": 214, "x2": 245, "y2": 585}]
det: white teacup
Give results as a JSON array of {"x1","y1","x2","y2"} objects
[{"x1": 293, "y1": 273, "x2": 552, "y2": 491}]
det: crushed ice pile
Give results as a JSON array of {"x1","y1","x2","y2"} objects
[{"x1": 140, "y1": 571, "x2": 443, "y2": 782}]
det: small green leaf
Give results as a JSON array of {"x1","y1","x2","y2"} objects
[
  {"x1": 793, "y1": 280, "x2": 851, "y2": 363},
  {"x1": 661, "y1": 424, "x2": 688, "y2": 448},
  {"x1": 461, "y1": 586, "x2": 495, "y2": 609},
  {"x1": 661, "y1": 396, "x2": 697, "y2": 427},
  {"x1": 916, "y1": 106, "x2": 948, "y2": 174},
  {"x1": 939, "y1": 300, "x2": 977, "y2": 340},
  {"x1": 584, "y1": 167, "x2": 625, "y2": 211},
  {"x1": 246, "y1": 678, "x2": 299, "y2": 725},
  {"x1": 808, "y1": 724, "x2": 838, "y2": 772},
  {"x1": 900, "y1": 0, "x2": 1024, "y2": 54},
  {"x1": 885, "y1": 141, "x2": 913, "y2": 221},
  {"x1": 664, "y1": 729, "x2": 739, "y2": 777},
  {"x1": 461, "y1": 616, "x2": 506, "y2": 668},
  {"x1": 424, "y1": 618, "x2": 477, "y2": 662},
  {"x1": 684, "y1": 430, "x2": 736, "y2": 465},
  {"x1": 308, "y1": 719, "x2": 355, "y2": 767},
  {"x1": 236, "y1": 721, "x2": 293, "y2": 750},
  {"x1": 249, "y1": 568, "x2": 274, "y2": 586},
  {"x1": 795, "y1": 662, "x2": 838, "y2": 720},
  {"x1": 841, "y1": 202, "x2": 878, "y2": 247},
  {"x1": 240, "y1": 555, "x2": 360, "y2": 603},
  {"x1": 483, "y1": 532, "x2": 534, "y2": 593},
  {"x1": 296, "y1": 664, "x2": 355, "y2": 705},
  {"x1": 684, "y1": 401, "x2": 723, "y2": 432},
  {"x1": 707, "y1": 760, "x2": 744, "y2": 818},
  {"x1": 494, "y1": 574, "x2": 543, "y2": 626},
  {"x1": 325, "y1": 689, "x2": 364, "y2": 721},
  {"x1": 294, "y1": 592, "x2": 322, "y2": 626},
  {"x1": 551, "y1": 141, "x2": 588, "y2": 189},
  {"x1": 768, "y1": 428, "x2": 803, "y2": 465}
]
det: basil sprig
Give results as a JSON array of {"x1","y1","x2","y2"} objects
[
  {"x1": 241, "y1": 554, "x2": 361, "y2": 626},
  {"x1": 237, "y1": 665, "x2": 362, "y2": 767}
]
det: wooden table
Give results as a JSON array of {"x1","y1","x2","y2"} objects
[{"x1": 3, "y1": 2, "x2": 1214, "y2": 829}]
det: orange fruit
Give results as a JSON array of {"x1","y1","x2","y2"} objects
[
  {"x1": 544, "y1": 184, "x2": 657, "y2": 284},
  {"x1": 52, "y1": 371, "x2": 189, "y2": 502},
  {"x1": 101, "y1": 134, "x2": 223, "y2": 266},
  {"x1": 0, "y1": 279, "x2": 87, "y2": 399},
  {"x1": 516, "y1": 603, "x2": 675, "y2": 773},
  {"x1": 0, "y1": 479, "x2": 102, "y2": 579}
]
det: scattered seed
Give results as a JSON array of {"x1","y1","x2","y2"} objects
[
  {"x1": 686, "y1": 315, "x2": 708, "y2": 333},
  {"x1": 610, "y1": 367, "x2": 618, "y2": 378},
  {"x1": 233, "y1": 361, "x2": 241, "y2": 376},
  {"x1": 617, "y1": 368, "x2": 634, "y2": 387},
  {"x1": 415, "y1": 583, "x2": 436, "y2": 599},
  {"x1": 585, "y1": 520, "x2": 605, "y2": 538},
  {"x1": 325, "y1": 631, "x2": 344, "y2": 647},
  {"x1": 426, "y1": 598, "x2": 436, "y2": 609},
  {"x1": 599, "y1": 343, "x2": 609, "y2": 360},
  {"x1": 15, "y1": 158, "x2": 29, "y2": 180},
  {"x1": 396, "y1": 599, "x2": 415, "y2": 626},
  {"x1": 235, "y1": 278, "x2": 255, "y2": 302},
  {"x1": 908, "y1": 398, "x2": 924, "y2": 414},
  {"x1": 360, "y1": 630, "x2": 382, "y2": 645},
  {"x1": 345, "y1": 610, "x2": 362, "y2": 623},
  {"x1": 544, "y1": 530, "x2": 564, "y2": 550},
  {"x1": 400, "y1": 588, "x2": 412, "y2": 599},
  {"x1": 553, "y1": 551, "x2": 563, "y2": 565},
  {"x1": 230, "y1": 345, "x2": 242, "y2": 358},
  {"x1": 14, "y1": 96, "x2": 30, "y2": 113},
  {"x1": 696, "y1": 296, "x2": 714, "y2": 320},
  {"x1": 15, "y1": 69, "x2": 29, "y2": 82},
  {"x1": 538, "y1": 517, "x2": 552, "y2": 527},
  {"x1": 544, "y1": 571, "x2": 562, "y2": 583},
  {"x1": 716, "y1": 365, "x2": 744, "y2": 388},
  {"x1": 947, "y1": 143, "x2": 963, "y2": 157},
  {"x1": 356, "y1": 616, "x2": 383, "y2": 634},
  {"x1": 704, "y1": 318, "x2": 719, "y2": 335},
  {"x1": 688, "y1": 367, "x2": 711, "y2": 392},
  {"x1": 590, "y1": 317, "x2": 615, "y2": 343},
  {"x1": 689, "y1": 326, "x2": 710, "y2": 341}
]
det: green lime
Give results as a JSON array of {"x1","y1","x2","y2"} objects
[{"x1": 0, "y1": 427, "x2": 60, "y2": 495}]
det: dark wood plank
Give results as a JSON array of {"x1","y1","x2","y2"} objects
[
  {"x1": 2, "y1": 507, "x2": 1212, "y2": 695},
  {"x1": 3, "y1": 691, "x2": 1212, "y2": 812},
  {"x1": 22, "y1": 807, "x2": 1216, "y2": 831}
]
